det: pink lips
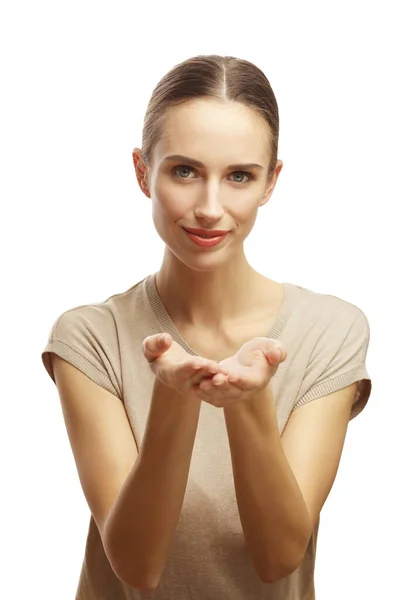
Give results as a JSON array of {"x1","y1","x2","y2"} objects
[
  {"x1": 184, "y1": 228, "x2": 230, "y2": 248},
  {"x1": 184, "y1": 227, "x2": 230, "y2": 236}
]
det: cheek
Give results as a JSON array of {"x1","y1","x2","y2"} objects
[
  {"x1": 226, "y1": 195, "x2": 260, "y2": 225},
  {"x1": 153, "y1": 178, "x2": 195, "y2": 219},
  {"x1": 152, "y1": 194, "x2": 188, "y2": 223},
  {"x1": 151, "y1": 189, "x2": 188, "y2": 234}
]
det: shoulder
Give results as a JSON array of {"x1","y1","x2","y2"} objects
[
  {"x1": 48, "y1": 274, "x2": 150, "y2": 339},
  {"x1": 289, "y1": 284, "x2": 371, "y2": 418},
  {"x1": 289, "y1": 280, "x2": 370, "y2": 333},
  {"x1": 42, "y1": 276, "x2": 150, "y2": 397}
]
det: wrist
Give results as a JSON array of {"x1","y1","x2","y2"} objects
[
  {"x1": 153, "y1": 377, "x2": 201, "y2": 408},
  {"x1": 223, "y1": 385, "x2": 275, "y2": 421}
]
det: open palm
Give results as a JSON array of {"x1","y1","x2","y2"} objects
[{"x1": 197, "y1": 337, "x2": 286, "y2": 407}]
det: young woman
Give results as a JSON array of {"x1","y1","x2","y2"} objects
[{"x1": 42, "y1": 54, "x2": 371, "y2": 600}]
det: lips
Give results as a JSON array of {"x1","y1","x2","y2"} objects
[
  {"x1": 183, "y1": 228, "x2": 229, "y2": 237},
  {"x1": 184, "y1": 228, "x2": 230, "y2": 248}
]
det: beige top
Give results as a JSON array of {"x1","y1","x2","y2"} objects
[{"x1": 41, "y1": 273, "x2": 372, "y2": 600}]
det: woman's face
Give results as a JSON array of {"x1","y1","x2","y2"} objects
[{"x1": 134, "y1": 99, "x2": 282, "y2": 269}]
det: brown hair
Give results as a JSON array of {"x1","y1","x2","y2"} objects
[{"x1": 141, "y1": 54, "x2": 279, "y2": 181}]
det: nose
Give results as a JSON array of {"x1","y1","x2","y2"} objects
[{"x1": 193, "y1": 181, "x2": 225, "y2": 222}]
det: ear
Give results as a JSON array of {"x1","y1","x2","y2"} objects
[
  {"x1": 259, "y1": 160, "x2": 283, "y2": 207},
  {"x1": 132, "y1": 147, "x2": 151, "y2": 198}
]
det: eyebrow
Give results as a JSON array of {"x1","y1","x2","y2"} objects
[{"x1": 163, "y1": 154, "x2": 264, "y2": 171}]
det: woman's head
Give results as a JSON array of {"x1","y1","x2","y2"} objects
[
  {"x1": 138, "y1": 54, "x2": 280, "y2": 182},
  {"x1": 133, "y1": 55, "x2": 283, "y2": 270}
]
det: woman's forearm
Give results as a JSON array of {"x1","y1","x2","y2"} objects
[
  {"x1": 104, "y1": 378, "x2": 201, "y2": 590},
  {"x1": 224, "y1": 386, "x2": 312, "y2": 583}
]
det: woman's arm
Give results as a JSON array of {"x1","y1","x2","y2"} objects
[
  {"x1": 105, "y1": 378, "x2": 202, "y2": 590},
  {"x1": 223, "y1": 382, "x2": 357, "y2": 583},
  {"x1": 52, "y1": 356, "x2": 201, "y2": 591}
]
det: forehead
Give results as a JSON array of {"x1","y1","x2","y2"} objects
[{"x1": 154, "y1": 99, "x2": 271, "y2": 165}]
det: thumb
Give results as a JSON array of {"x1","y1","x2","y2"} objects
[
  {"x1": 142, "y1": 333, "x2": 171, "y2": 362},
  {"x1": 269, "y1": 346, "x2": 286, "y2": 364}
]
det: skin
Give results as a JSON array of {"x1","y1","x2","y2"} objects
[
  {"x1": 131, "y1": 98, "x2": 359, "y2": 584},
  {"x1": 133, "y1": 98, "x2": 283, "y2": 330}
]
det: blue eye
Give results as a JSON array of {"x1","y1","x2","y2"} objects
[
  {"x1": 172, "y1": 165, "x2": 194, "y2": 179},
  {"x1": 171, "y1": 165, "x2": 253, "y2": 184},
  {"x1": 230, "y1": 171, "x2": 253, "y2": 184}
]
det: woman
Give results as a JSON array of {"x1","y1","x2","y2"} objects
[{"x1": 41, "y1": 54, "x2": 371, "y2": 599}]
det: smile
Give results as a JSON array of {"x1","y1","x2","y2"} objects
[{"x1": 183, "y1": 229, "x2": 230, "y2": 247}]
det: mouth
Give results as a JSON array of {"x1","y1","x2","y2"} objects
[
  {"x1": 183, "y1": 227, "x2": 231, "y2": 248},
  {"x1": 183, "y1": 227, "x2": 230, "y2": 238}
]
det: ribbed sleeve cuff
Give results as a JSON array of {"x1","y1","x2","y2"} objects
[
  {"x1": 293, "y1": 364, "x2": 371, "y2": 420},
  {"x1": 42, "y1": 338, "x2": 119, "y2": 398}
]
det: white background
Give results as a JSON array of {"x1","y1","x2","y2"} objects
[{"x1": 1, "y1": 1, "x2": 398, "y2": 598}]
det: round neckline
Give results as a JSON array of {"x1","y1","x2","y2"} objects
[{"x1": 144, "y1": 272, "x2": 296, "y2": 356}]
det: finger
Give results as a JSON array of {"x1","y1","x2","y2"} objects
[
  {"x1": 174, "y1": 359, "x2": 213, "y2": 384},
  {"x1": 211, "y1": 372, "x2": 227, "y2": 386},
  {"x1": 158, "y1": 358, "x2": 205, "y2": 389},
  {"x1": 189, "y1": 361, "x2": 225, "y2": 386},
  {"x1": 168, "y1": 359, "x2": 220, "y2": 388},
  {"x1": 199, "y1": 375, "x2": 227, "y2": 391},
  {"x1": 269, "y1": 346, "x2": 286, "y2": 363},
  {"x1": 260, "y1": 344, "x2": 285, "y2": 365},
  {"x1": 255, "y1": 338, "x2": 285, "y2": 363},
  {"x1": 142, "y1": 333, "x2": 171, "y2": 362}
]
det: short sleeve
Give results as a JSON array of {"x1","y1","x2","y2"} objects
[
  {"x1": 41, "y1": 306, "x2": 122, "y2": 399},
  {"x1": 293, "y1": 304, "x2": 371, "y2": 420}
]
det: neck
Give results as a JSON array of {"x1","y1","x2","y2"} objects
[{"x1": 155, "y1": 249, "x2": 268, "y2": 329}]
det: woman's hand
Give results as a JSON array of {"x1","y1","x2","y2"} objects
[
  {"x1": 142, "y1": 333, "x2": 229, "y2": 397},
  {"x1": 195, "y1": 337, "x2": 287, "y2": 408}
]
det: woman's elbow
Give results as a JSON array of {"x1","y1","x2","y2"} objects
[
  {"x1": 106, "y1": 545, "x2": 162, "y2": 591},
  {"x1": 113, "y1": 563, "x2": 161, "y2": 592},
  {"x1": 259, "y1": 561, "x2": 299, "y2": 584},
  {"x1": 257, "y1": 545, "x2": 306, "y2": 583}
]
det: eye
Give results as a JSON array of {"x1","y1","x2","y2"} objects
[
  {"x1": 172, "y1": 165, "x2": 196, "y2": 179},
  {"x1": 171, "y1": 165, "x2": 254, "y2": 184},
  {"x1": 228, "y1": 171, "x2": 253, "y2": 184}
]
